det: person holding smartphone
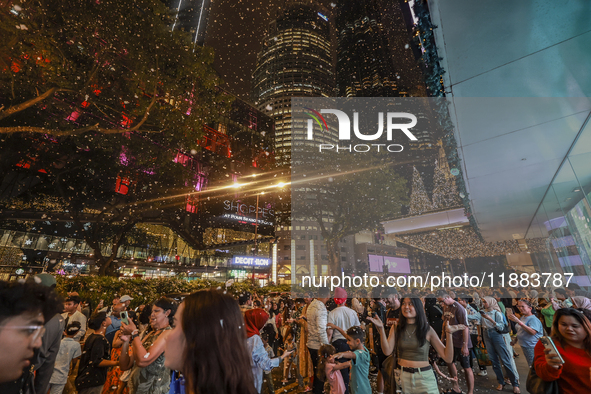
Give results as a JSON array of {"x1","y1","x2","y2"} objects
[
  {"x1": 508, "y1": 299, "x2": 543, "y2": 367},
  {"x1": 477, "y1": 297, "x2": 520, "y2": 393},
  {"x1": 533, "y1": 308, "x2": 591, "y2": 393}
]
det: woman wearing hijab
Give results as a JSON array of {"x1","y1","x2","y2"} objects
[
  {"x1": 472, "y1": 291, "x2": 483, "y2": 310},
  {"x1": 245, "y1": 308, "x2": 294, "y2": 393},
  {"x1": 572, "y1": 296, "x2": 591, "y2": 311},
  {"x1": 477, "y1": 297, "x2": 520, "y2": 393}
]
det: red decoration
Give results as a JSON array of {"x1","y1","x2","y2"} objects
[
  {"x1": 185, "y1": 194, "x2": 199, "y2": 213},
  {"x1": 198, "y1": 125, "x2": 231, "y2": 158},
  {"x1": 115, "y1": 174, "x2": 134, "y2": 195}
]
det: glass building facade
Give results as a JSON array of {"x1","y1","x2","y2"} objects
[
  {"x1": 336, "y1": 0, "x2": 402, "y2": 97},
  {"x1": 526, "y1": 116, "x2": 591, "y2": 287},
  {"x1": 252, "y1": 3, "x2": 335, "y2": 165}
]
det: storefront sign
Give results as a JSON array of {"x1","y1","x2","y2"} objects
[
  {"x1": 224, "y1": 200, "x2": 274, "y2": 218},
  {"x1": 232, "y1": 256, "x2": 271, "y2": 267}
]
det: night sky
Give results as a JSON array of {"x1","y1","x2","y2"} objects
[{"x1": 204, "y1": 0, "x2": 334, "y2": 100}]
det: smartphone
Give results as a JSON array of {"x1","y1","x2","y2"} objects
[
  {"x1": 120, "y1": 311, "x2": 129, "y2": 325},
  {"x1": 540, "y1": 336, "x2": 565, "y2": 364},
  {"x1": 507, "y1": 308, "x2": 514, "y2": 316}
]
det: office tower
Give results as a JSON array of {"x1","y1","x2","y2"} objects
[
  {"x1": 335, "y1": 0, "x2": 401, "y2": 97},
  {"x1": 165, "y1": 0, "x2": 211, "y2": 46},
  {"x1": 252, "y1": 2, "x2": 335, "y2": 166}
]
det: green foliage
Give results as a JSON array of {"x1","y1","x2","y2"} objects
[
  {"x1": 0, "y1": 0, "x2": 226, "y2": 143},
  {"x1": 55, "y1": 275, "x2": 291, "y2": 308},
  {"x1": 293, "y1": 150, "x2": 408, "y2": 275}
]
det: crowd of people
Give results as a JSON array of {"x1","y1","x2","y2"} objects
[{"x1": 1, "y1": 275, "x2": 591, "y2": 394}]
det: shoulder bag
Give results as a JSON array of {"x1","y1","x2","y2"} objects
[
  {"x1": 495, "y1": 311, "x2": 511, "y2": 334},
  {"x1": 526, "y1": 362, "x2": 559, "y2": 394}
]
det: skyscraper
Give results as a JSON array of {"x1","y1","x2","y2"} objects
[
  {"x1": 252, "y1": 2, "x2": 335, "y2": 166},
  {"x1": 335, "y1": 0, "x2": 400, "y2": 97},
  {"x1": 335, "y1": 0, "x2": 427, "y2": 98},
  {"x1": 165, "y1": 0, "x2": 211, "y2": 46}
]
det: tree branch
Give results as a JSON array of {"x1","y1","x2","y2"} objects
[
  {"x1": 0, "y1": 125, "x2": 164, "y2": 136},
  {"x1": 0, "y1": 88, "x2": 72, "y2": 121},
  {"x1": 128, "y1": 58, "x2": 159, "y2": 132}
]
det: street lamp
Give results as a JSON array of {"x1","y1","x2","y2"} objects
[{"x1": 252, "y1": 191, "x2": 264, "y2": 283}]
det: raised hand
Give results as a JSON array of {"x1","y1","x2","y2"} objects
[
  {"x1": 544, "y1": 349, "x2": 563, "y2": 369},
  {"x1": 281, "y1": 350, "x2": 294, "y2": 360},
  {"x1": 366, "y1": 316, "x2": 384, "y2": 328},
  {"x1": 121, "y1": 320, "x2": 137, "y2": 335},
  {"x1": 507, "y1": 314, "x2": 519, "y2": 323},
  {"x1": 445, "y1": 322, "x2": 466, "y2": 333}
]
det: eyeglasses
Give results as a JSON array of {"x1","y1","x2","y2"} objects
[{"x1": 3, "y1": 325, "x2": 46, "y2": 345}]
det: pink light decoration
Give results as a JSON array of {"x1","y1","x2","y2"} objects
[
  {"x1": 66, "y1": 110, "x2": 80, "y2": 122},
  {"x1": 173, "y1": 152, "x2": 190, "y2": 165},
  {"x1": 119, "y1": 146, "x2": 131, "y2": 166}
]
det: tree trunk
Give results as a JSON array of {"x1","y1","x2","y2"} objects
[
  {"x1": 97, "y1": 255, "x2": 118, "y2": 276},
  {"x1": 326, "y1": 240, "x2": 341, "y2": 277}
]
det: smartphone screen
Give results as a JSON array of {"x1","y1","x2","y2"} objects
[{"x1": 540, "y1": 336, "x2": 565, "y2": 364}]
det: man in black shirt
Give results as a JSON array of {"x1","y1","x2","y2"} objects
[
  {"x1": 75, "y1": 312, "x2": 118, "y2": 394},
  {"x1": 383, "y1": 288, "x2": 400, "y2": 334}
]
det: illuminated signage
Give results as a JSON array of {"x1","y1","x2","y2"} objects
[
  {"x1": 232, "y1": 256, "x2": 271, "y2": 267},
  {"x1": 229, "y1": 269, "x2": 247, "y2": 278},
  {"x1": 224, "y1": 200, "x2": 274, "y2": 218},
  {"x1": 368, "y1": 254, "x2": 411, "y2": 274},
  {"x1": 318, "y1": 12, "x2": 328, "y2": 21},
  {"x1": 221, "y1": 213, "x2": 274, "y2": 226},
  {"x1": 221, "y1": 199, "x2": 275, "y2": 226}
]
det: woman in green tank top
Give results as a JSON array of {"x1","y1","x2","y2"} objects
[{"x1": 368, "y1": 295, "x2": 465, "y2": 394}]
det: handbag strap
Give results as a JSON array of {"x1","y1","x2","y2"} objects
[{"x1": 393, "y1": 325, "x2": 399, "y2": 369}]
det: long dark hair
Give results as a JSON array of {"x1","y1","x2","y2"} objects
[
  {"x1": 181, "y1": 290, "x2": 257, "y2": 394},
  {"x1": 317, "y1": 344, "x2": 336, "y2": 381},
  {"x1": 396, "y1": 295, "x2": 430, "y2": 347},
  {"x1": 552, "y1": 308, "x2": 591, "y2": 357}
]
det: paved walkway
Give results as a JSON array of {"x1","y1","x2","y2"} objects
[{"x1": 267, "y1": 347, "x2": 532, "y2": 394}]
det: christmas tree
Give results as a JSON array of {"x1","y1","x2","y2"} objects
[
  {"x1": 409, "y1": 166, "x2": 433, "y2": 215},
  {"x1": 432, "y1": 160, "x2": 461, "y2": 209}
]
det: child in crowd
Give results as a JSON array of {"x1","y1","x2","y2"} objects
[
  {"x1": 261, "y1": 333, "x2": 275, "y2": 394},
  {"x1": 331, "y1": 325, "x2": 372, "y2": 394},
  {"x1": 281, "y1": 328, "x2": 297, "y2": 383},
  {"x1": 317, "y1": 344, "x2": 350, "y2": 394},
  {"x1": 75, "y1": 312, "x2": 119, "y2": 394},
  {"x1": 48, "y1": 322, "x2": 83, "y2": 394}
]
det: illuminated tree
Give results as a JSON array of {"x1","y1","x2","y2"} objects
[
  {"x1": 409, "y1": 166, "x2": 433, "y2": 214},
  {"x1": 293, "y1": 151, "x2": 408, "y2": 276},
  {"x1": 432, "y1": 160, "x2": 461, "y2": 209}
]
